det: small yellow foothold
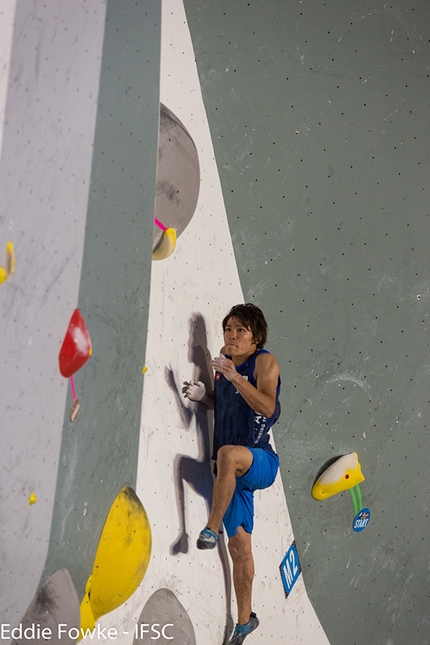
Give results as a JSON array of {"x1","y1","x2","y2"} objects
[
  {"x1": 142, "y1": 365, "x2": 148, "y2": 374},
  {"x1": 5, "y1": 241, "x2": 15, "y2": 276},
  {"x1": 28, "y1": 493, "x2": 38, "y2": 505},
  {"x1": 88, "y1": 348, "x2": 93, "y2": 356},
  {"x1": 0, "y1": 241, "x2": 15, "y2": 284},
  {"x1": 152, "y1": 228, "x2": 177, "y2": 260}
]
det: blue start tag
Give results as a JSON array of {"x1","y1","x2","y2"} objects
[
  {"x1": 279, "y1": 541, "x2": 301, "y2": 598},
  {"x1": 353, "y1": 507, "x2": 371, "y2": 532}
]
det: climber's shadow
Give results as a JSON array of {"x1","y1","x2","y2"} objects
[
  {"x1": 165, "y1": 313, "x2": 214, "y2": 554},
  {"x1": 166, "y1": 313, "x2": 234, "y2": 643}
]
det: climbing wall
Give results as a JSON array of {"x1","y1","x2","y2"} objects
[
  {"x1": 0, "y1": 0, "x2": 160, "y2": 632},
  {"x1": 0, "y1": 0, "x2": 109, "y2": 624},
  {"x1": 3, "y1": 0, "x2": 429, "y2": 643},
  {"x1": 41, "y1": 0, "x2": 161, "y2": 599},
  {"x1": 183, "y1": 0, "x2": 430, "y2": 643},
  {"x1": 1, "y1": 0, "x2": 331, "y2": 643},
  {"x1": 129, "y1": 1, "x2": 329, "y2": 643}
]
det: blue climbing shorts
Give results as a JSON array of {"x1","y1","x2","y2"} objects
[{"x1": 222, "y1": 448, "x2": 279, "y2": 538}]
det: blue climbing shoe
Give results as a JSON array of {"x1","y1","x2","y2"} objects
[
  {"x1": 226, "y1": 613, "x2": 259, "y2": 644},
  {"x1": 196, "y1": 527, "x2": 218, "y2": 549}
]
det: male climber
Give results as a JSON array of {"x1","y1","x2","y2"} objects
[{"x1": 183, "y1": 303, "x2": 281, "y2": 645}]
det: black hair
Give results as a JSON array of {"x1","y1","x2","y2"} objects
[{"x1": 222, "y1": 303, "x2": 268, "y2": 349}]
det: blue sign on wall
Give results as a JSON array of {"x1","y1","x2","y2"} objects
[
  {"x1": 353, "y1": 507, "x2": 371, "y2": 532},
  {"x1": 280, "y1": 541, "x2": 301, "y2": 598}
]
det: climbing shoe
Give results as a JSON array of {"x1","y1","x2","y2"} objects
[
  {"x1": 196, "y1": 527, "x2": 218, "y2": 549},
  {"x1": 226, "y1": 613, "x2": 259, "y2": 644}
]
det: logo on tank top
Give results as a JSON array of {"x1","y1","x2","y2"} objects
[{"x1": 254, "y1": 413, "x2": 268, "y2": 443}]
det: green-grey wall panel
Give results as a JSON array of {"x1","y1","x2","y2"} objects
[
  {"x1": 184, "y1": 0, "x2": 430, "y2": 643},
  {"x1": 42, "y1": 0, "x2": 161, "y2": 598}
]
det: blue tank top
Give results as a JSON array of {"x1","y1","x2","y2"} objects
[{"x1": 212, "y1": 349, "x2": 281, "y2": 461}]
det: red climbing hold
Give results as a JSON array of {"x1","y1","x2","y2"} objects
[{"x1": 59, "y1": 309, "x2": 92, "y2": 378}]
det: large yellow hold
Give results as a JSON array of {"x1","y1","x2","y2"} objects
[
  {"x1": 312, "y1": 452, "x2": 365, "y2": 500},
  {"x1": 79, "y1": 487, "x2": 152, "y2": 634}
]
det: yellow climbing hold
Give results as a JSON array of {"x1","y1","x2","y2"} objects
[
  {"x1": 28, "y1": 493, "x2": 38, "y2": 505},
  {"x1": 152, "y1": 227, "x2": 176, "y2": 260},
  {"x1": 79, "y1": 487, "x2": 152, "y2": 634},
  {"x1": 0, "y1": 241, "x2": 15, "y2": 284},
  {"x1": 142, "y1": 365, "x2": 148, "y2": 374},
  {"x1": 5, "y1": 241, "x2": 15, "y2": 276},
  {"x1": 79, "y1": 576, "x2": 96, "y2": 637},
  {"x1": 312, "y1": 452, "x2": 365, "y2": 500}
]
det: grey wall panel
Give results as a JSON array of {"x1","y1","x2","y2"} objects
[
  {"x1": 0, "y1": 0, "x2": 107, "y2": 623},
  {"x1": 184, "y1": 0, "x2": 430, "y2": 643},
  {"x1": 41, "y1": 0, "x2": 161, "y2": 600}
]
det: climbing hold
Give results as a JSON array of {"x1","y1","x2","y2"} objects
[
  {"x1": 16, "y1": 569, "x2": 80, "y2": 644},
  {"x1": 153, "y1": 104, "x2": 200, "y2": 253},
  {"x1": 312, "y1": 452, "x2": 365, "y2": 500},
  {"x1": 59, "y1": 310, "x2": 92, "y2": 422},
  {"x1": 0, "y1": 241, "x2": 15, "y2": 284},
  {"x1": 59, "y1": 309, "x2": 92, "y2": 378},
  {"x1": 79, "y1": 576, "x2": 96, "y2": 638},
  {"x1": 28, "y1": 493, "x2": 38, "y2": 505},
  {"x1": 142, "y1": 365, "x2": 148, "y2": 374},
  {"x1": 152, "y1": 227, "x2": 177, "y2": 260},
  {"x1": 134, "y1": 588, "x2": 196, "y2": 645},
  {"x1": 5, "y1": 241, "x2": 15, "y2": 275},
  {"x1": 69, "y1": 397, "x2": 81, "y2": 423},
  {"x1": 79, "y1": 487, "x2": 152, "y2": 633}
]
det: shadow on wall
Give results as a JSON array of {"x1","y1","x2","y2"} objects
[{"x1": 165, "y1": 313, "x2": 234, "y2": 641}]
